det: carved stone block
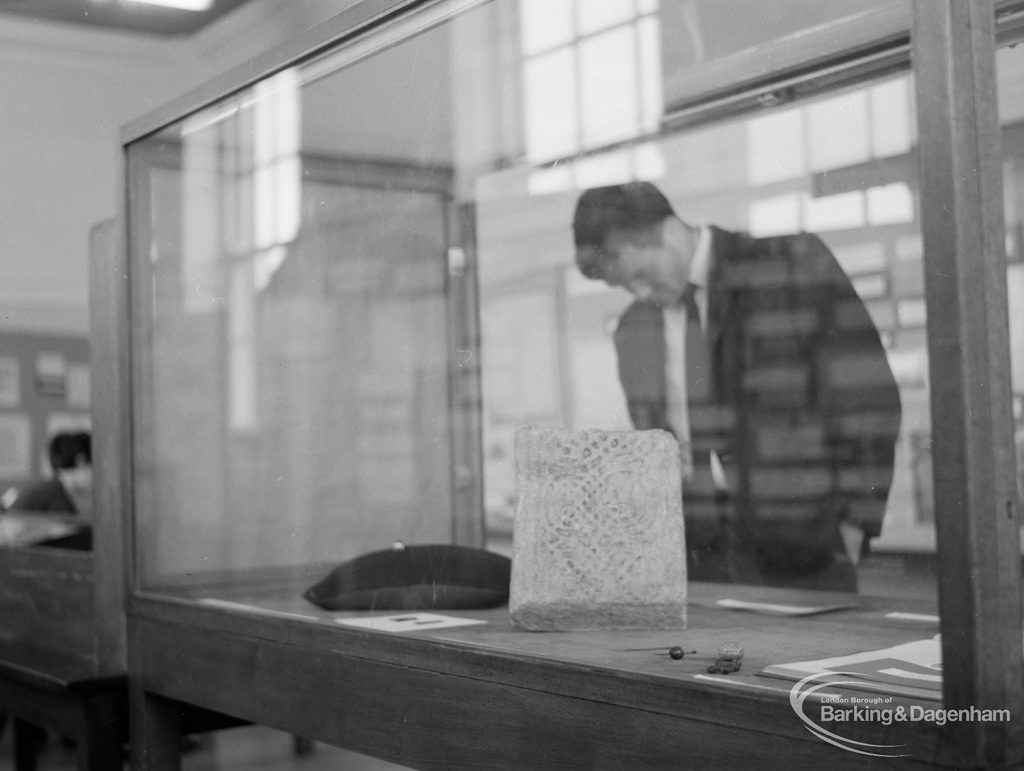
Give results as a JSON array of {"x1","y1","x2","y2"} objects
[{"x1": 510, "y1": 427, "x2": 687, "y2": 631}]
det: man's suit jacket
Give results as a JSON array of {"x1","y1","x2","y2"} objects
[{"x1": 614, "y1": 227, "x2": 901, "y2": 590}]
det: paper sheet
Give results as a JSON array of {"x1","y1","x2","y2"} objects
[
  {"x1": 760, "y1": 636, "x2": 942, "y2": 700},
  {"x1": 715, "y1": 598, "x2": 856, "y2": 616},
  {"x1": 336, "y1": 613, "x2": 487, "y2": 632}
]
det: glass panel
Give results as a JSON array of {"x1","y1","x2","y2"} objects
[
  {"x1": 129, "y1": 49, "x2": 455, "y2": 589},
  {"x1": 478, "y1": 72, "x2": 931, "y2": 604},
  {"x1": 579, "y1": 27, "x2": 639, "y2": 148},
  {"x1": 523, "y1": 49, "x2": 577, "y2": 161},
  {"x1": 871, "y1": 78, "x2": 914, "y2": 158},
  {"x1": 126, "y1": 0, "x2": 931, "y2": 627},
  {"x1": 747, "y1": 111, "x2": 806, "y2": 185},
  {"x1": 807, "y1": 92, "x2": 871, "y2": 172},
  {"x1": 637, "y1": 16, "x2": 663, "y2": 132},
  {"x1": 997, "y1": 41, "x2": 1024, "y2": 545},
  {"x1": 667, "y1": 0, "x2": 896, "y2": 59},
  {"x1": 576, "y1": 0, "x2": 635, "y2": 36},
  {"x1": 660, "y1": 0, "x2": 906, "y2": 107},
  {"x1": 519, "y1": 0, "x2": 573, "y2": 55}
]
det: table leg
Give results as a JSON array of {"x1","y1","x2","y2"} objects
[
  {"x1": 12, "y1": 719, "x2": 41, "y2": 771},
  {"x1": 77, "y1": 727, "x2": 124, "y2": 771},
  {"x1": 130, "y1": 687, "x2": 181, "y2": 771}
]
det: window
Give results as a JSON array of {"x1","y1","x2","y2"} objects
[
  {"x1": 747, "y1": 77, "x2": 916, "y2": 235},
  {"x1": 519, "y1": 0, "x2": 663, "y2": 188}
]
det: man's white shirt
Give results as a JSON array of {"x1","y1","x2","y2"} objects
[{"x1": 663, "y1": 226, "x2": 720, "y2": 485}]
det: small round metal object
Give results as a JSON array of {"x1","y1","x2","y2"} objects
[{"x1": 653, "y1": 647, "x2": 696, "y2": 659}]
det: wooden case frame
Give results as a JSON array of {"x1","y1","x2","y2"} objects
[{"x1": 102, "y1": 1, "x2": 1024, "y2": 768}]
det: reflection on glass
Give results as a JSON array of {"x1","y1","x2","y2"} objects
[
  {"x1": 130, "y1": 40, "x2": 455, "y2": 588},
  {"x1": 747, "y1": 111, "x2": 805, "y2": 185},
  {"x1": 870, "y1": 78, "x2": 913, "y2": 158},
  {"x1": 659, "y1": 0, "x2": 903, "y2": 106},
  {"x1": 579, "y1": 27, "x2": 640, "y2": 148},
  {"x1": 997, "y1": 43, "x2": 1024, "y2": 517},
  {"x1": 479, "y1": 65, "x2": 931, "y2": 599},
  {"x1": 519, "y1": 0, "x2": 661, "y2": 162},
  {"x1": 518, "y1": 0, "x2": 573, "y2": 55},
  {"x1": 637, "y1": 16, "x2": 663, "y2": 128},
  {"x1": 808, "y1": 92, "x2": 871, "y2": 172},
  {"x1": 576, "y1": 0, "x2": 635, "y2": 37},
  {"x1": 749, "y1": 194, "x2": 801, "y2": 236},
  {"x1": 126, "y1": 0, "x2": 933, "y2": 604},
  {"x1": 867, "y1": 183, "x2": 914, "y2": 226},
  {"x1": 803, "y1": 190, "x2": 866, "y2": 232},
  {"x1": 523, "y1": 49, "x2": 577, "y2": 161},
  {"x1": 253, "y1": 70, "x2": 301, "y2": 250}
]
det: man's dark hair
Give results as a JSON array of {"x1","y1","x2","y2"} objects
[
  {"x1": 572, "y1": 182, "x2": 676, "y2": 279},
  {"x1": 48, "y1": 431, "x2": 91, "y2": 472}
]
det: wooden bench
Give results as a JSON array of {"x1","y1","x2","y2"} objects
[
  {"x1": 0, "y1": 545, "x2": 312, "y2": 769},
  {"x1": 0, "y1": 543, "x2": 127, "y2": 770},
  {"x1": 0, "y1": 651, "x2": 127, "y2": 771}
]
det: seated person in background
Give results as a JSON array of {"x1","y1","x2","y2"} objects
[
  {"x1": 572, "y1": 182, "x2": 901, "y2": 592},
  {"x1": 6, "y1": 431, "x2": 93, "y2": 519}
]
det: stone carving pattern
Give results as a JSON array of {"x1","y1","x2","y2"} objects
[{"x1": 515, "y1": 428, "x2": 684, "y2": 603}]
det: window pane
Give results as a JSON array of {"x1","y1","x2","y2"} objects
[
  {"x1": 124, "y1": 0, "x2": 930, "y2": 622},
  {"x1": 579, "y1": 27, "x2": 639, "y2": 148},
  {"x1": 129, "y1": 47, "x2": 454, "y2": 585},
  {"x1": 747, "y1": 109, "x2": 805, "y2": 184},
  {"x1": 808, "y1": 91, "x2": 870, "y2": 172},
  {"x1": 523, "y1": 49, "x2": 577, "y2": 161},
  {"x1": 638, "y1": 16, "x2": 663, "y2": 132},
  {"x1": 576, "y1": 0, "x2": 634, "y2": 36},
  {"x1": 803, "y1": 190, "x2": 865, "y2": 232},
  {"x1": 661, "y1": 0, "x2": 906, "y2": 104},
  {"x1": 871, "y1": 78, "x2": 913, "y2": 158},
  {"x1": 867, "y1": 183, "x2": 914, "y2": 226},
  {"x1": 749, "y1": 194, "x2": 801, "y2": 236},
  {"x1": 997, "y1": 42, "x2": 1024, "y2": 530},
  {"x1": 574, "y1": 149, "x2": 633, "y2": 188},
  {"x1": 519, "y1": 0, "x2": 573, "y2": 54},
  {"x1": 476, "y1": 74, "x2": 927, "y2": 600}
]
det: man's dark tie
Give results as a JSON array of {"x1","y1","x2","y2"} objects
[{"x1": 684, "y1": 283, "x2": 711, "y2": 403}]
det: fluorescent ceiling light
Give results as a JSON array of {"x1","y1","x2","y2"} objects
[{"x1": 123, "y1": 0, "x2": 214, "y2": 11}]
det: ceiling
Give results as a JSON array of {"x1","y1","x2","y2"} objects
[{"x1": 0, "y1": 0, "x2": 258, "y2": 35}]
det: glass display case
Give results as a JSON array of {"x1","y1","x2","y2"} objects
[{"x1": 102, "y1": 0, "x2": 1023, "y2": 767}]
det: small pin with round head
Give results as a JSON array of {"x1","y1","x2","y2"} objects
[
  {"x1": 622, "y1": 645, "x2": 697, "y2": 660},
  {"x1": 661, "y1": 646, "x2": 697, "y2": 660}
]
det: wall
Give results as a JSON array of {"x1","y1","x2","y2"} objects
[
  {"x1": 0, "y1": 0, "x2": 360, "y2": 336},
  {"x1": 0, "y1": 17, "x2": 177, "y2": 334}
]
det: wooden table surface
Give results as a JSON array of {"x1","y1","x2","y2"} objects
[
  {"x1": 129, "y1": 581, "x2": 955, "y2": 770},
  {"x1": 225, "y1": 581, "x2": 941, "y2": 695}
]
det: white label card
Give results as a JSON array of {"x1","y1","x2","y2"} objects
[
  {"x1": 717, "y1": 598, "x2": 856, "y2": 616},
  {"x1": 336, "y1": 613, "x2": 486, "y2": 632}
]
